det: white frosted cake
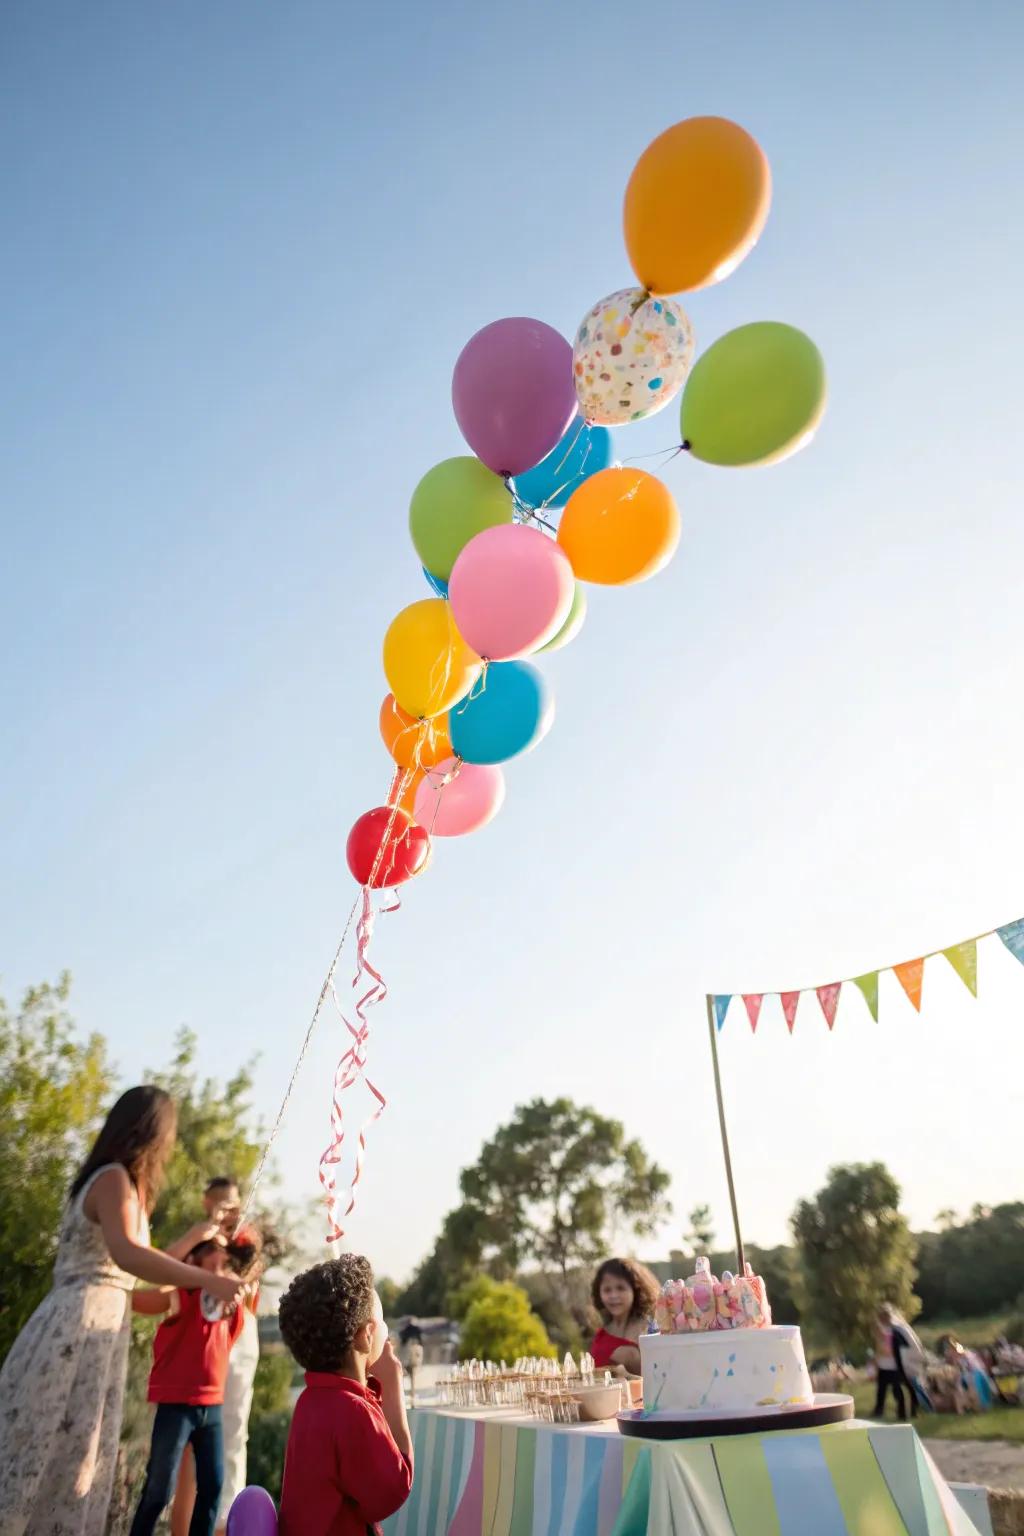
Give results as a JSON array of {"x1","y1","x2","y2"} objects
[{"x1": 640, "y1": 1258, "x2": 813, "y2": 1415}]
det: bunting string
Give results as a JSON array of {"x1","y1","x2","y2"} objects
[{"x1": 711, "y1": 913, "x2": 1024, "y2": 1034}]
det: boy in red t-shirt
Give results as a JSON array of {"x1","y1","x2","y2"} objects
[
  {"x1": 129, "y1": 1239, "x2": 247, "y2": 1536},
  {"x1": 278, "y1": 1255, "x2": 412, "y2": 1536}
]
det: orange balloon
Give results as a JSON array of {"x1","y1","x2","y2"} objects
[
  {"x1": 379, "y1": 695, "x2": 452, "y2": 769},
  {"x1": 557, "y1": 468, "x2": 680, "y2": 586},
  {"x1": 387, "y1": 765, "x2": 425, "y2": 818},
  {"x1": 624, "y1": 116, "x2": 771, "y2": 295}
]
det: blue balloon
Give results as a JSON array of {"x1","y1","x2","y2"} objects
[
  {"x1": 422, "y1": 567, "x2": 449, "y2": 598},
  {"x1": 510, "y1": 417, "x2": 614, "y2": 512},
  {"x1": 450, "y1": 661, "x2": 553, "y2": 764}
]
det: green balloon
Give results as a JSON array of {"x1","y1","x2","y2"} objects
[
  {"x1": 537, "y1": 582, "x2": 587, "y2": 654},
  {"x1": 680, "y1": 322, "x2": 826, "y2": 467},
  {"x1": 409, "y1": 457, "x2": 513, "y2": 579}
]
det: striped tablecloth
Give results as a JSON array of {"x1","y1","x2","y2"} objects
[{"x1": 383, "y1": 1407, "x2": 991, "y2": 1535}]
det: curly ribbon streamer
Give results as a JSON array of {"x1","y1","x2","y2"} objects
[{"x1": 318, "y1": 884, "x2": 400, "y2": 1241}]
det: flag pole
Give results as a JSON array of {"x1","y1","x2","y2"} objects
[{"x1": 705, "y1": 994, "x2": 745, "y2": 1273}]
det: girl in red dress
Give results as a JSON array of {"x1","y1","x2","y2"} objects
[{"x1": 589, "y1": 1257, "x2": 659, "y2": 1375}]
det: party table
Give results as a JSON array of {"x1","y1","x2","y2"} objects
[{"x1": 383, "y1": 1405, "x2": 993, "y2": 1536}]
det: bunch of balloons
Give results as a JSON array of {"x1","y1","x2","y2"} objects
[{"x1": 346, "y1": 115, "x2": 827, "y2": 889}]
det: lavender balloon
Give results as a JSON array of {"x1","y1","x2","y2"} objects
[
  {"x1": 226, "y1": 1486, "x2": 278, "y2": 1536},
  {"x1": 452, "y1": 318, "x2": 577, "y2": 478}
]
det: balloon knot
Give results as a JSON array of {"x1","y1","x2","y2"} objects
[{"x1": 681, "y1": 440, "x2": 692, "y2": 452}]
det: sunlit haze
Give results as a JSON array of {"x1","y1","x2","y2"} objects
[{"x1": 3, "y1": 0, "x2": 1023, "y2": 1284}]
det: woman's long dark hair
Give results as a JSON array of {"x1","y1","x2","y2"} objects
[{"x1": 70, "y1": 1086, "x2": 177, "y2": 1214}]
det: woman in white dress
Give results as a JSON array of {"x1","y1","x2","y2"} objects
[{"x1": 0, "y1": 1086, "x2": 245, "y2": 1536}]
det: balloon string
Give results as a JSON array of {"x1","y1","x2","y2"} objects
[
  {"x1": 621, "y1": 441, "x2": 688, "y2": 466},
  {"x1": 318, "y1": 887, "x2": 395, "y2": 1239},
  {"x1": 507, "y1": 418, "x2": 596, "y2": 523},
  {"x1": 317, "y1": 774, "x2": 417, "y2": 1240},
  {"x1": 234, "y1": 889, "x2": 362, "y2": 1236}
]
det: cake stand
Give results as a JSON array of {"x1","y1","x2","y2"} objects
[{"x1": 616, "y1": 1392, "x2": 855, "y2": 1440}]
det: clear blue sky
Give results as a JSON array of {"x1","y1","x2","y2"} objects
[{"x1": 3, "y1": 0, "x2": 1023, "y2": 1283}]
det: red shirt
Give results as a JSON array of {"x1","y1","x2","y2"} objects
[
  {"x1": 591, "y1": 1327, "x2": 638, "y2": 1369},
  {"x1": 148, "y1": 1291, "x2": 245, "y2": 1406},
  {"x1": 279, "y1": 1373, "x2": 413, "y2": 1536}
]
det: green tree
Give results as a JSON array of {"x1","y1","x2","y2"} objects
[
  {"x1": 251, "y1": 1351, "x2": 294, "y2": 1416},
  {"x1": 915, "y1": 1202, "x2": 1024, "y2": 1319},
  {"x1": 376, "y1": 1276, "x2": 401, "y2": 1319},
  {"x1": 792, "y1": 1162, "x2": 919, "y2": 1352},
  {"x1": 685, "y1": 1204, "x2": 715, "y2": 1255},
  {"x1": 0, "y1": 974, "x2": 114, "y2": 1361},
  {"x1": 146, "y1": 1028, "x2": 290, "y2": 1265},
  {"x1": 455, "y1": 1098, "x2": 671, "y2": 1289},
  {"x1": 746, "y1": 1245, "x2": 800, "y2": 1325},
  {"x1": 396, "y1": 1205, "x2": 486, "y2": 1317},
  {"x1": 453, "y1": 1276, "x2": 554, "y2": 1363}
]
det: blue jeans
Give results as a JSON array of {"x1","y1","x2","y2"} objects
[{"x1": 129, "y1": 1403, "x2": 224, "y2": 1536}]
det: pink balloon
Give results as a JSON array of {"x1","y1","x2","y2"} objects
[
  {"x1": 413, "y1": 757, "x2": 505, "y2": 837},
  {"x1": 452, "y1": 318, "x2": 577, "y2": 476},
  {"x1": 448, "y1": 523, "x2": 575, "y2": 661}
]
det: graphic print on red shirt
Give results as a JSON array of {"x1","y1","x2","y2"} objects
[
  {"x1": 279, "y1": 1372, "x2": 413, "y2": 1536},
  {"x1": 148, "y1": 1290, "x2": 245, "y2": 1405}
]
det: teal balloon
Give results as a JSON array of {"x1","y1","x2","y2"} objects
[
  {"x1": 511, "y1": 418, "x2": 613, "y2": 511},
  {"x1": 537, "y1": 583, "x2": 586, "y2": 653},
  {"x1": 422, "y1": 567, "x2": 448, "y2": 598},
  {"x1": 450, "y1": 661, "x2": 553, "y2": 764}
]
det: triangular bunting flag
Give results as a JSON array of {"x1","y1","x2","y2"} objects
[
  {"x1": 780, "y1": 991, "x2": 800, "y2": 1033},
  {"x1": 816, "y1": 982, "x2": 842, "y2": 1030},
  {"x1": 893, "y1": 957, "x2": 925, "y2": 1012},
  {"x1": 713, "y1": 995, "x2": 732, "y2": 1032},
  {"x1": 742, "y1": 994, "x2": 763, "y2": 1033},
  {"x1": 852, "y1": 971, "x2": 880, "y2": 1020},
  {"x1": 942, "y1": 940, "x2": 978, "y2": 997},
  {"x1": 997, "y1": 918, "x2": 1024, "y2": 967}
]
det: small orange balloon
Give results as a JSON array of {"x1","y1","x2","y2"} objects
[
  {"x1": 379, "y1": 695, "x2": 452, "y2": 770},
  {"x1": 387, "y1": 765, "x2": 425, "y2": 818},
  {"x1": 557, "y1": 468, "x2": 680, "y2": 586},
  {"x1": 624, "y1": 116, "x2": 771, "y2": 295}
]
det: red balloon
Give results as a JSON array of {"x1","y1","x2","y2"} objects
[{"x1": 346, "y1": 806, "x2": 430, "y2": 889}]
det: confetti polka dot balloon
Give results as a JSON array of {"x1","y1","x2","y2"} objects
[{"x1": 573, "y1": 287, "x2": 695, "y2": 426}]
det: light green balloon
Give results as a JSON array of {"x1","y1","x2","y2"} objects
[
  {"x1": 680, "y1": 322, "x2": 826, "y2": 467},
  {"x1": 537, "y1": 582, "x2": 587, "y2": 653},
  {"x1": 409, "y1": 457, "x2": 513, "y2": 580}
]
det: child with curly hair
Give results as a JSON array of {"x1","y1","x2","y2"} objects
[
  {"x1": 589, "y1": 1257, "x2": 660, "y2": 1375},
  {"x1": 278, "y1": 1254, "x2": 412, "y2": 1536}
]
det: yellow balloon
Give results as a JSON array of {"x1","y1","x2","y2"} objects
[
  {"x1": 382, "y1": 598, "x2": 481, "y2": 720},
  {"x1": 623, "y1": 116, "x2": 771, "y2": 295}
]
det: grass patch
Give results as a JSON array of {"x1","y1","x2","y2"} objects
[{"x1": 851, "y1": 1382, "x2": 1024, "y2": 1443}]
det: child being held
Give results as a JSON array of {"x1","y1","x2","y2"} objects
[
  {"x1": 129, "y1": 1238, "x2": 251, "y2": 1536},
  {"x1": 278, "y1": 1254, "x2": 413, "y2": 1536}
]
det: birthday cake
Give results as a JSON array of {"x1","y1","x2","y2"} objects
[{"x1": 640, "y1": 1259, "x2": 813, "y2": 1414}]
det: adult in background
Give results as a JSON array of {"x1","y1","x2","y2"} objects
[
  {"x1": 589, "y1": 1258, "x2": 659, "y2": 1376},
  {"x1": 166, "y1": 1177, "x2": 241, "y2": 1261},
  {"x1": 0, "y1": 1088, "x2": 243, "y2": 1536},
  {"x1": 399, "y1": 1317, "x2": 424, "y2": 1404},
  {"x1": 873, "y1": 1304, "x2": 912, "y2": 1420},
  {"x1": 888, "y1": 1305, "x2": 924, "y2": 1418}
]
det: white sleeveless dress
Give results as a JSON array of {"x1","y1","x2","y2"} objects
[{"x1": 0, "y1": 1164, "x2": 149, "y2": 1535}]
